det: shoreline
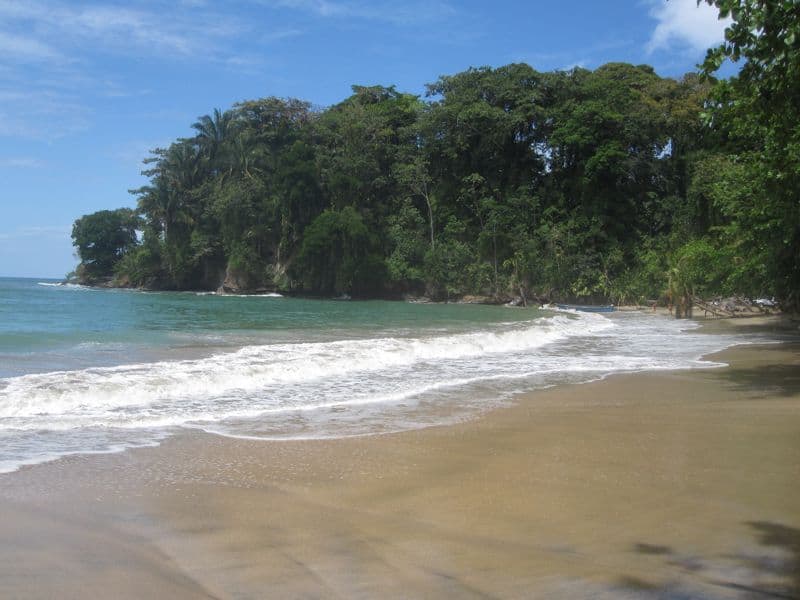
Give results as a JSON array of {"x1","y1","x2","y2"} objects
[
  {"x1": 1, "y1": 321, "x2": 798, "y2": 598},
  {"x1": 0, "y1": 309, "x2": 776, "y2": 478}
]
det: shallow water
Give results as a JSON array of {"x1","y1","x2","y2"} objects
[{"x1": 0, "y1": 277, "x2": 765, "y2": 473}]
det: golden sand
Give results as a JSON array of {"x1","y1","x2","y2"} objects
[{"x1": 1, "y1": 338, "x2": 798, "y2": 598}]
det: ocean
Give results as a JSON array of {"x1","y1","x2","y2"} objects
[{"x1": 0, "y1": 277, "x2": 760, "y2": 474}]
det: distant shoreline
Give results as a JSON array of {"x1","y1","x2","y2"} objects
[{"x1": 43, "y1": 276, "x2": 800, "y2": 319}]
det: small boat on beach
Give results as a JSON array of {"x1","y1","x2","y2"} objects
[{"x1": 555, "y1": 303, "x2": 616, "y2": 313}]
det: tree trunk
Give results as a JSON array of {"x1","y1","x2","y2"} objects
[
  {"x1": 423, "y1": 191, "x2": 435, "y2": 249},
  {"x1": 492, "y1": 228, "x2": 498, "y2": 296}
]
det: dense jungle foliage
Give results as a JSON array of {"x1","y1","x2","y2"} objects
[{"x1": 72, "y1": 0, "x2": 799, "y2": 309}]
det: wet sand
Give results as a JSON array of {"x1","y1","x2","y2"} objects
[{"x1": 1, "y1": 338, "x2": 798, "y2": 598}]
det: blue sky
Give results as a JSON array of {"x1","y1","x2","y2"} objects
[{"x1": 0, "y1": 0, "x2": 731, "y2": 278}]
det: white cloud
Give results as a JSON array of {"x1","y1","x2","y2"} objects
[
  {"x1": 0, "y1": 1, "x2": 263, "y2": 140},
  {"x1": 261, "y1": 28, "x2": 305, "y2": 43},
  {"x1": 0, "y1": 31, "x2": 62, "y2": 62},
  {"x1": 0, "y1": 88, "x2": 91, "y2": 139},
  {"x1": 270, "y1": 0, "x2": 342, "y2": 17},
  {"x1": 264, "y1": 0, "x2": 455, "y2": 25},
  {"x1": 111, "y1": 139, "x2": 170, "y2": 168},
  {"x1": 0, "y1": 225, "x2": 71, "y2": 241},
  {"x1": 0, "y1": 157, "x2": 45, "y2": 168},
  {"x1": 646, "y1": 0, "x2": 732, "y2": 54},
  {"x1": 0, "y1": 1, "x2": 248, "y2": 60}
]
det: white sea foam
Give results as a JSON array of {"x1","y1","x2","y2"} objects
[
  {"x1": 195, "y1": 291, "x2": 284, "y2": 297},
  {"x1": 37, "y1": 282, "x2": 93, "y2": 290},
  {"x1": 0, "y1": 313, "x2": 609, "y2": 422},
  {"x1": 0, "y1": 311, "x2": 762, "y2": 474}
]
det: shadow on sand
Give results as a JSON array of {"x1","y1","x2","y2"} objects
[
  {"x1": 613, "y1": 521, "x2": 800, "y2": 599},
  {"x1": 708, "y1": 343, "x2": 800, "y2": 398}
]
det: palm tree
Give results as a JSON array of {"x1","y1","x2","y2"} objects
[
  {"x1": 666, "y1": 262, "x2": 693, "y2": 319},
  {"x1": 163, "y1": 142, "x2": 203, "y2": 192},
  {"x1": 227, "y1": 132, "x2": 263, "y2": 180},
  {"x1": 134, "y1": 142, "x2": 202, "y2": 240},
  {"x1": 135, "y1": 180, "x2": 170, "y2": 238},
  {"x1": 191, "y1": 108, "x2": 237, "y2": 172}
]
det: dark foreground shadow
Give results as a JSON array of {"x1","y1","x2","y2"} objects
[
  {"x1": 612, "y1": 521, "x2": 800, "y2": 599},
  {"x1": 739, "y1": 521, "x2": 800, "y2": 597}
]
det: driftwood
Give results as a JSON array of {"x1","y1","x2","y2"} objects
[
  {"x1": 693, "y1": 296, "x2": 775, "y2": 318},
  {"x1": 693, "y1": 297, "x2": 734, "y2": 318}
]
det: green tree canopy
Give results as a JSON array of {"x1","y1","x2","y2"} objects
[
  {"x1": 71, "y1": 208, "x2": 141, "y2": 280},
  {"x1": 700, "y1": 0, "x2": 800, "y2": 307},
  {"x1": 70, "y1": 49, "x2": 797, "y2": 309}
]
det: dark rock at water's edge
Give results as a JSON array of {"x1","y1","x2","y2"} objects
[
  {"x1": 70, "y1": 275, "x2": 543, "y2": 307},
  {"x1": 71, "y1": 261, "x2": 549, "y2": 306},
  {"x1": 458, "y1": 294, "x2": 513, "y2": 305},
  {"x1": 216, "y1": 263, "x2": 279, "y2": 295}
]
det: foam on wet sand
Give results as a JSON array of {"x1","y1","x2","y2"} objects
[{"x1": 1, "y1": 332, "x2": 798, "y2": 598}]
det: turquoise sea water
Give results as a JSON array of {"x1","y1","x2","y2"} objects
[
  {"x1": 0, "y1": 277, "x2": 534, "y2": 378},
  {"x1": 0, "y1": 277, "x2": 761, "y2": 473}
]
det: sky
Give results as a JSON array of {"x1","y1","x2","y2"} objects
[{"x1": 0, "y1": 0, "x2": 732, "y2": 278}]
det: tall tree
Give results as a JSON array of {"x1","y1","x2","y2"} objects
[
  {"x1": 192, "y1": 108, "x2": 236, "y2": 174},
  {"x1": 699, "y1": 0, "x2": 800, "y2": 306}
]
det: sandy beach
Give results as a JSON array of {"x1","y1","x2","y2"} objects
[{"x1": 1, "y1": 325, "x2": 798, "y2": 598}]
